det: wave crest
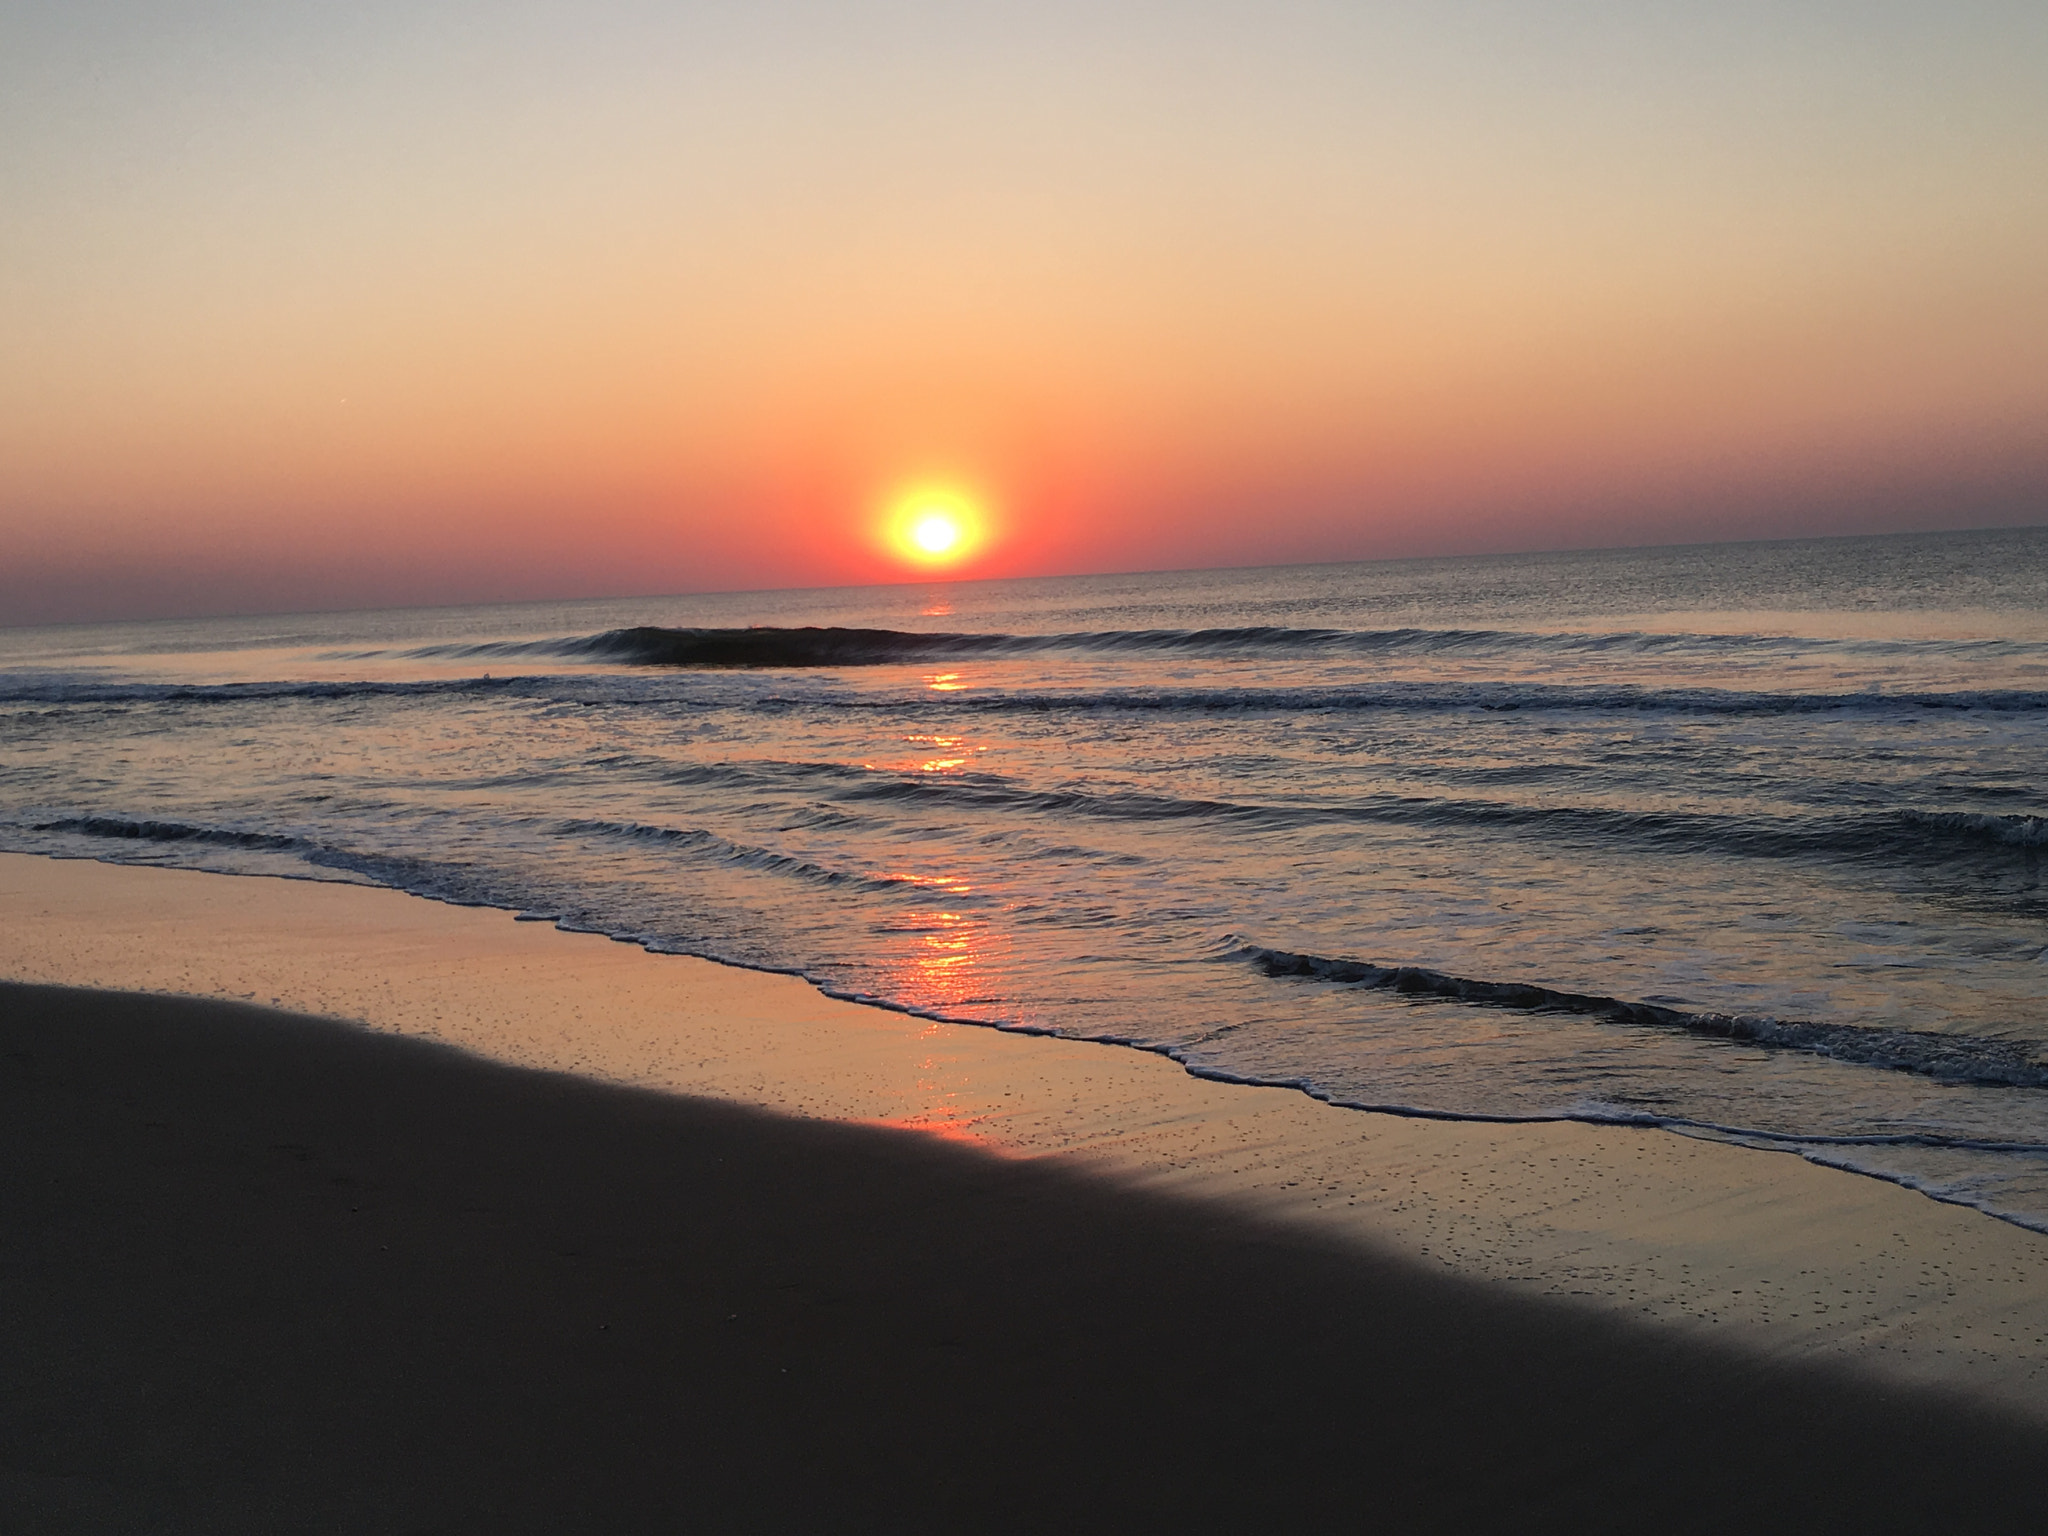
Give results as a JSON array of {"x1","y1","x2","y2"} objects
[
  {"x1": 384, "y1": 622, "x2": 2048, "y2": 670},
  {"x1": 36, "y1": 815, "x2": 303, "y2": 852},
  {"x1": 1232, "y1": 943, "x2": 2048, "y2": 1088}
]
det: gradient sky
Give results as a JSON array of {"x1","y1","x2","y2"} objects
[{"x1": 4, "y1": 1, "x2": 2046, "y2": 623}]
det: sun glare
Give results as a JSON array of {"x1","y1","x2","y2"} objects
[
  {"x1": 910, "y1": 513, "x2": 959, "y2": 555},
  {"x1": 882, "y1": 485, "x2": 989, "y2": 569}
]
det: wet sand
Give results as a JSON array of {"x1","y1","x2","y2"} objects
[
  {"x1": 6, "y1": 979, "x2": 2046, "y2": 1533},
  {"x1": 4, "y1": 853, "x2": 2048, "y2": 1528}
]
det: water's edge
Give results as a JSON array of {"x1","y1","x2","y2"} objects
[{"x1": 21, "y1": 846, "x2": 2046, "y2": 1239}]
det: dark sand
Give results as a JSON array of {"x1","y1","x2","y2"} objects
[{"x1": 4, "y1": 982, "x2": 2042, "y2": 1534}]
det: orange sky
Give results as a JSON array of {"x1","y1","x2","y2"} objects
[{"x1": 3, "y1": 2, "x2": 2046, "y2": 623}]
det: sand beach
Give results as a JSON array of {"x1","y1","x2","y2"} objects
[{"x1": 4, "y1": 851, "x2": 2046, "y2": 1530}]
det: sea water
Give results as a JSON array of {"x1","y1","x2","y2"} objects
[{"x1": 4, "y1": 526, "x2": 2047, "y2": 1227}]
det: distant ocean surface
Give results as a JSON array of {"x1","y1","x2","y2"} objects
[{"x1": 6, "y1": 527, "x2": 2048, "y2": 1228}]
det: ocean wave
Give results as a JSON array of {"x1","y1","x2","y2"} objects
[
  {"x1": 382, "y1": 622, "x2": 2048, "y2": 669},
  {"x1": 901, "y1": 683, "x2": 2048, "y2": 717},
  {"x1": 554, "y1": 752, "x2": 2048, "y2": 871},
  {"x1": 1896, "y1": 808, "x2": 2048, "y2": 849},
  {"x1": 695, "y1": 761, "x2": 2043, "y2": 869},
  {"x1": 32, "y1": 761, "x2": 2043, "y2": 884},
  {"x1": 35, "y1": 814, "x2": 305, "y2": 853},
  {"x1": 0, "y1": 676, "x2": 514, "y2": 706},
  {"x1": 25, "y1": 806, "x2": 972, "y2": 905},
  {"x1": 1231, "y1": 942, "x2": 2048, "y2": 1089},
  {"x1": 11, "y1": 668, "x2": 2048, "y2": 721},
  {"x1": 551, "y1": 816, "x2": 925, "y2": 895}
]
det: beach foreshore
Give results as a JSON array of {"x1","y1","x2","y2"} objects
[{"x1": 4, "y1": 852, "x2": 2047, "y2": 1529}]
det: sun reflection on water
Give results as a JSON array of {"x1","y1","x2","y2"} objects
[
  {"x1": 863, "y1": 732, "x2": 981, "y2": 775},
  {"x1": 875, "y1": 904, "x2": 1010, "y2": 1017},
  {"x1": 865, "y1": 906, "x2": 1022, "y2": 1143}
]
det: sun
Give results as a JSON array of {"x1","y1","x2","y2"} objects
[
  {"x1": 909, "y1": 512, "x2": 961, "y2": 555},
  {"x1": 882, "y1": 484, "x2": 989, "y2": 569}
]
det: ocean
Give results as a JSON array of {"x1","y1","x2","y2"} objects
[{"x1": 5, "y1": 525, "x2": 2047, "y2": 1229}]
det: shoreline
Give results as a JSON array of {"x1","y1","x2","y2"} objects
[{"x1": 5, "y1": 851, "x2": 2048, "y2": 1421}]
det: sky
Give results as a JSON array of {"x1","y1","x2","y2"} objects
[{"x1": 3, "y1": 0, "x2": 2046, "y2": 623}]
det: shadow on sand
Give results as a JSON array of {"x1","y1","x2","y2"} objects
[{"x1": 2, "y1": 982, "x2": 2040, "y2": 1534}]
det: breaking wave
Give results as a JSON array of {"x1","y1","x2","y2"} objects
[
  {"x1": 36, "y1": 777, "x2": 2043, "y2": 883},
  {"x1": 384, "y1": 622, "x2": 2048, "y2": 669},
  {"x1": 10, "y1": 671, "x2": 2048, "y2": 720},
  {"x1": 35, "y1": 815, "x2": 305, "y2": 853},
  {"x1": 1232, "y1": 943, "x2": 2048, "y2": 1089}
]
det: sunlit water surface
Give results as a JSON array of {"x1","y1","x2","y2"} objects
[{"x1": 5, "y1": 527, "x2": 2048, "y2": 1226}]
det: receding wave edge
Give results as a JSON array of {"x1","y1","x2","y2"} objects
[{"x1": 1232, "y1": 942, "x2": 2048, "y2": 1089}]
